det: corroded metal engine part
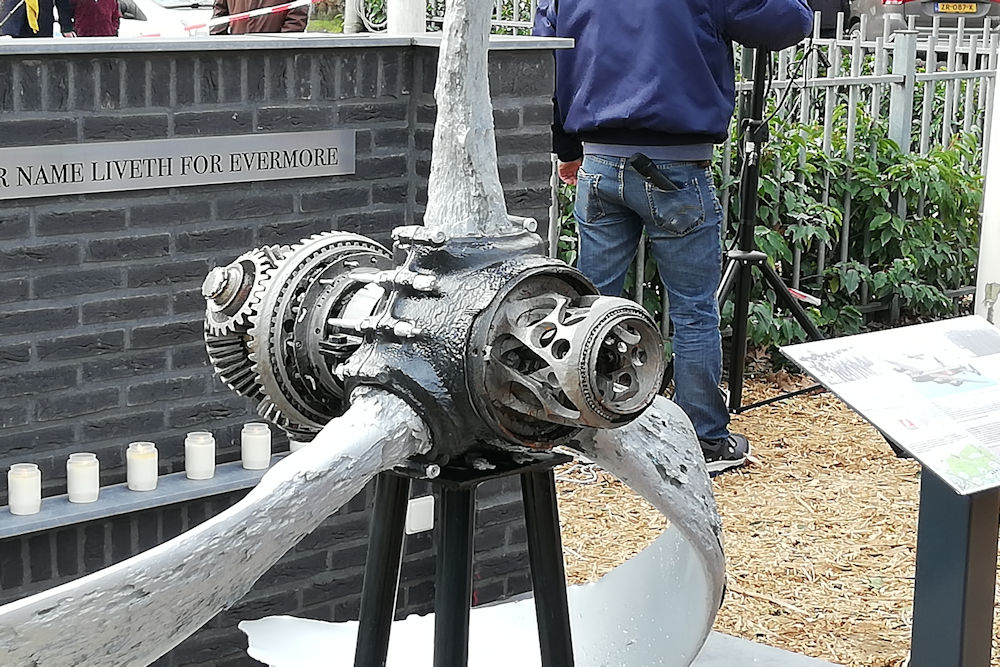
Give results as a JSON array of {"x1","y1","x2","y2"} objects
[
  {"x1": 338, "y1": 226, "x2": 665, "y2": 457},
  {"x1": 469, "y1": 272, "x2": 664, "y2": 443},
  {"x1": 204, "y1": 245, "x2": 287, "y2": 337},
  {"x1": 247, "y1": 232, "x2": 392, "y2": 439},
  {"x1": 203, "y1": 226, "x2": 664, "y2": 457},
  {"x1": 203, "y1": 231, "x2": 393, "y2": 440}
]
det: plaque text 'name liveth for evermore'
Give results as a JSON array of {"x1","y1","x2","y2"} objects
[{"x1": 0, "y1": 130, "x2": 356, "y2": 201}]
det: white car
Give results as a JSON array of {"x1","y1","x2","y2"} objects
[{"x1": 117, "y1": 0, "x2": 213, "y2": 37}]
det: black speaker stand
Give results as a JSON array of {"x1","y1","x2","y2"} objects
[
  {"x1": 716, "y1": 47, "x2": 825, "y2": 414},
  {"x1": 353, "y1": 449, "x2": 576, "y2": 667}
]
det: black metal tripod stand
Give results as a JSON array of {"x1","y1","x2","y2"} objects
[
  {"x1": 716, "y1": 47, "x2": 825, "y2": 414},
  {"x1": 352, "y1": 450, "x2": 575, "y2": 667}
]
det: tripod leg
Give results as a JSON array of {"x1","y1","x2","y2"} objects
[
  {"x1": 354, "y1": 472, "x2": 411, "y2": 667},
  {"x1": 433, "y1": 485, "x2": 477, "y2": 667},
  {"x1": 759, "y1": 262, "x2": 824, "y2": 341},
  {"x1": 726, "y1": 257, "x2": 754, "y2": 413},
  {"x1": 716, "y1": 256, "x2": 740, "y2": 304},
  {"x1": 522, "y1": 470, "x2": 575, "y2": 667}
]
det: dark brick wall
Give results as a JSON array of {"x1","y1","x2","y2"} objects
[{"x1": 0, "y1": 41, "x2": 555, "y2": 665}]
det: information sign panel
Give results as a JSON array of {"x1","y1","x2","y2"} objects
[{"x1": 784, "y1": 315, "x2": 1000, "y2": 494}]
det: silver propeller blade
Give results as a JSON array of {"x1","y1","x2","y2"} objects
[
  {"x1": 572, "y1": 395, "x2": 725, "y2": 664},
  {"x1": 422, "y1": 0, "x2": 512, "y2": 237},
  {"x1": 0, "y1": 388, "x2": 431, "y2": 667}
]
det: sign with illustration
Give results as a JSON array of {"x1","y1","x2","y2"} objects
[
  {"x1": 784, "y1": 315, "x2": 1000, "y2": 494},
  {"x1": 0, "y1": 130, "x2": 355, "y2": 201}
]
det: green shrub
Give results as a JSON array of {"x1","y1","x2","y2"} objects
[
  {"x1": 307, "y1": 17, "x2": 344, "y2": 32},
  {"x1": 745, "y1": 106, "x2": 982, "y2": 344}
]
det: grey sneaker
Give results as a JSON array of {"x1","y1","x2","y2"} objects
[{"x1": 700, "y1": 433, "x2": 750, "y2": 475}]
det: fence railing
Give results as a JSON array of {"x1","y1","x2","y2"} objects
[{"x1": 425, "y1": 0, "x2": 537, "y2": 33}]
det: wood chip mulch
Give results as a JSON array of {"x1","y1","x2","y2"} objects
[{"x1": 555, "y1": 375, "x2": 1000, "y2": 667}]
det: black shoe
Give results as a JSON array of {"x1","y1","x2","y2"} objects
[{"x1": 700, "y1": 433, "x2": 750, "y2": 475}]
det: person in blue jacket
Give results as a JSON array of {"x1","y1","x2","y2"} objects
[{"x1": 534, "y1": 0, "x2": 813, "y2": 474}]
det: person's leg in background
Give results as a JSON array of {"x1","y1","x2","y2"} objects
[
  {"x1": 625, "y1": 159, "x2": 749, "y2": 474},
  {"x1": 574, "y1": 155, "x2": 644, "y2": 296}
]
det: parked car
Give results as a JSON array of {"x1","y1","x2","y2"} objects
[
  {"x1": 117, "y1": 0, "x2": 212, "y2": 36},
  {"x1": 848, "y1": 0, "x2": 1000, "y2": 40}
]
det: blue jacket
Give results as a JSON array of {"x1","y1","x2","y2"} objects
[
  {"x1": 0, "y1": 0, "x2": 74, "y2": 36},
  {"x1": 0, "y1": 0, "x2": 25, "y2": 34},
  {"x1": 533, "y1": 0, "x2": 814, "y2": 160}
]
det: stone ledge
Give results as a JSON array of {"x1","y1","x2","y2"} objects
[
  {"x1": 0, "y1": 454, "x2": 288, "y2": 540},
  {"x1": 0, "y1": 33, "x2": 573, "y2": 56}
]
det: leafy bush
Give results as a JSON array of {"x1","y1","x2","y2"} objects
[
  {"x1": 307, "y1": 16, "x2": 345, "y2": 32},
  {"x1": 745, "y1": 105, "x2": 982, "y2": 345}
]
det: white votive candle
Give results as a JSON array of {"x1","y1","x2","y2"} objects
[
  {"x1": 7, "y1": 463, "x2": 42, "y2": 515},
  {"x1": 241, "y1": 423, "x2": 271, "y2": 470},
  {"x1": 66, "y1": 453, "x2": 100, "y2": 503},
  {"x1": 289, "y1": 439, "x2": 309, "y2": 453},
  {"x1": 126, "y1": 441, "x2": 158, "y2": 491},
  {"x1": 184, "y1": 431, "x2": 216, "y2": 480}
]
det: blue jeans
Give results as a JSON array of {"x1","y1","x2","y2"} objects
[{"x1": 573, "y1": 153, "x2": 730, "y2": 443}]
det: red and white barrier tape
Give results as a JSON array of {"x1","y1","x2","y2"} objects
[
  {"x1": 138, "y1": 0, "x2": 317, "y2": 37},
  {"x1": 185, "y1": 0, "x2": 315, "y2": 32}
]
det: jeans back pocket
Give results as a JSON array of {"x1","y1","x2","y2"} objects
[
  {"x1": 644, "y1": 179, "x2": 706, "y2": 238},
  {"x1": 575, "y1": 168, "x2": 606, "y2": 223}
]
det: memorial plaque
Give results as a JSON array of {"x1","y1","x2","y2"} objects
[
  {"x1": 784, "y1": 315, "x2": 1000, "y2": 494},
  {"x1": 0, "y1": 130, "x2": 355, "y2": 200}
]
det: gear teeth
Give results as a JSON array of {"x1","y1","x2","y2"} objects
[
  {"x1": 204, "y1": 322, "x2": 263, "y2": 400},
  {"x1": 257, "y1": 399, "x2": 287, "y2": 429},
  {"x1": 247, "y1": 232, "x2": 391, "y2": 437},
  {"x1": 245, "y1": 324, "x2": 260, "y2": 363},
  {"x1": 220, "y1": 365, "x2": 257, "y2": 393},
  {"x1": 204, "y1": 246, "x2": 288, "y2": 338},
  {"x1": 257, "y1": 398, "x2": 319, "y2": 441}
]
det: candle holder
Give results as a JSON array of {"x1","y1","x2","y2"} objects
[
  {"x1": 126, "y1": 442, "x2": 159, "y2": 491},
  {"x1": 66, "y1": 453, "x2": 100, "y2": 503},
  {"x1": 7, "y1": 463, "x2": 42, "y2": 516},
  {"x1": 241, "y1": 423, "x2": 271, "y2": 470},
  {"x1": 184, "y1": 432, "x2": 216, "y2": 480}
]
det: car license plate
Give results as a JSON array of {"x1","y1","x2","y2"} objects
[{"x1": 935, "y1": 2, "x2": 977, "y2": 12}]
